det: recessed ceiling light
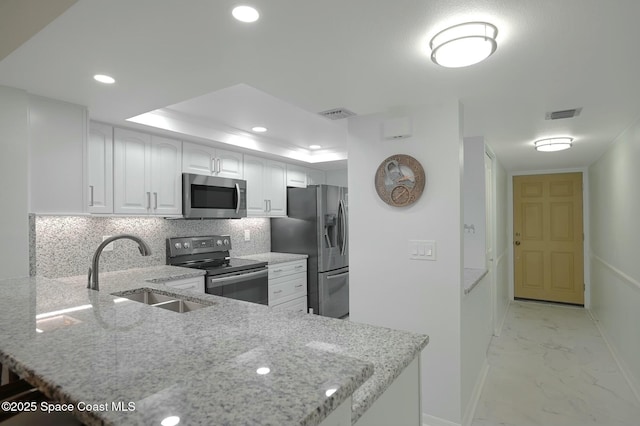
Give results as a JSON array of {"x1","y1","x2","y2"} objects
[
  {"x1": 309, "y1": 145, "x2": 322, "y2": 150},
  {"x1": 430, "y1": 22, "x2": 498, "y2": 68},
  {"x1": 232, "y1": 5, "x2": 259, "y2": 23},
  {"x1": 93, "y1": 74, "x2": 115, "y2": 84},
  {"x1": 161, "y1": 416, "x2": 180, "y2": 426},
  {"x1": 252, "y1": 126, "x2": 267, "y2": 133},
  {"x1": 256, "y1": 367, "x2": 270, "y2": 375},
  {"x1": 534, "y1": 137, "x2": 573, "y2": 152}
]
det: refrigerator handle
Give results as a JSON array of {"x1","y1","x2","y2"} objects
[{"x1": 339, "y1": 200, "x2": 347, "y2": 256}]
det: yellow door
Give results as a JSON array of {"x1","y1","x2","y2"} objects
[{"x1": 513, "y1": 173, "x2": 584, "y2": 305}]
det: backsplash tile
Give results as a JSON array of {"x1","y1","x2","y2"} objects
[{"x1": 33, "y1": 216, "x2": 270, "y2": 278}]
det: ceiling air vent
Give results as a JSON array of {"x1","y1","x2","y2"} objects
[
  {"x1": 318, "y1": 108, "x2": 356, "y2": 120},
  {"x1": 545, "y1": 108, "x2": 582, "y2": 120}
]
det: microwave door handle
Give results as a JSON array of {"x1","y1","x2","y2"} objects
[{"x1": 235, "y1": 183, "x2": 241, "y2": 214}]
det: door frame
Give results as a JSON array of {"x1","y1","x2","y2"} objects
[
  {"x1": 507, "y1": 167, "x2": 591, "y2": 308},
  {"x1": 484, "y1": 146, "x2": 498, "y2": 334}
]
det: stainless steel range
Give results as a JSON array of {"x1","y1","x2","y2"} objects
[{"x1": 166, "y1": 235, "x2": 268, "y2": 305}]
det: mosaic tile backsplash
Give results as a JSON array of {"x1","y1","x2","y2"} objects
[{"x1": 32, "y1": 216, "x2": 270, "y2": 278}]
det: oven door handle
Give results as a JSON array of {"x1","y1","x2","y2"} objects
[{"x1": 207, "y1": 269, "x2": 268, "y2": 288}]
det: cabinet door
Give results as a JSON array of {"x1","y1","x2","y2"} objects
[
  {"x1": 266, "y1": 160, "x2": 287, "y2": 216},
  {"x1": 216, "y1": 148, "x2": 243, "y2": 179},
  {"x1": 114, "y1": 128, "x2": 151, "y2": 214},
  {"x1": 244, "y1": 155, "x2": 267, "y2": 216},
  {"x1": 87, "y1": 122, "x2": 113, "y2": 213},
  {"x1": 286, "y1": 164, "x2": 307, "y2": 188},
  {"x1": 182, "y1": 141, "x2": 215, "y2": 175},
  {"x1": 150, "y1": 136, "x2": 182, "y2": 216}
]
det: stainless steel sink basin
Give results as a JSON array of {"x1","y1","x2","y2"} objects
[{"x1": 112, "y1": 289, "x2": 214, "y2": 313}]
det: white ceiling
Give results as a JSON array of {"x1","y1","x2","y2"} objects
[{"x1": 1, "y1": 0, "x2": 640, "y2": 172}]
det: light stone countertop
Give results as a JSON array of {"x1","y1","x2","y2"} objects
[
  {"x1": 237, "y1": 252, "x2": 309, "y2": 265},
  {"x1": 0, "y1": 266, "x2": 427, "y2": 425}
]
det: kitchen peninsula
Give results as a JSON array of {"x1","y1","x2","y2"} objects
[{"x1": 0, "y1": 266, "x2": 428, "y2": 425}]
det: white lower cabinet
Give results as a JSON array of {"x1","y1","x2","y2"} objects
[
  {"x1": 268, "y1": 260, "x2": 307, "y2": 312},
  {"x1": 163, "y1": 276, "x2": 205, "y2": 294}
]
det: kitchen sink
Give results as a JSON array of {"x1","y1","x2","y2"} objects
[{"x1": 112, "y1": 289, "x2": 214, "y2": 313}]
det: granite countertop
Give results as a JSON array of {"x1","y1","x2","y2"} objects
[
  {"x1": 463, "y1": 268, "x2": 488, "y2": 295},
  {"x1": 238, "y1": 252, "x2": 309, "y2": 265},
  {"x1": 0, "y1": 266, "x2": 427, "y2": 425}
]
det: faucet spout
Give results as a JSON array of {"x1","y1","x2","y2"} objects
[{"x1": 87, "y1": 234, "x2": 152, "y2": 291}]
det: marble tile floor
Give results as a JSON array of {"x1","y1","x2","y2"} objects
[{"x1": 472, "y1": 301, "x2": 640, "y2": 426}]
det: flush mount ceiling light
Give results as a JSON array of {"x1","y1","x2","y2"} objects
[
  {"x1": 93, "y1": 74, "x2": 115, "y2": 84},
  {"x1": 430, "y1": 22, "x2": 498, "y2": 68},
  {"x1": 232, "y1": 5, "x2": 259, "y2": 22},
  {"x1": 309, "y1": 145, "x2": 322, "y2": 150},
  {"x1": 534, "y1": 137, "x2": 573, "y2": 152},
  {"x1": 251, "y1": 126, "x2": 267, "y2": 133}
]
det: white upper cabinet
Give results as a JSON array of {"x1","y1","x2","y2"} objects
[
  {"x1": 150, "y1": 136, "x2": 182, "y2": 216},
  {"x1": 286, "y1": 164, "x2": 307, "y2": 188},
  {"x1": 114, "y1": 128, "x2": 181, "y2": 216},
  {"x1": 244, "y1": 155, "x2": 287, "y2": 217},
  {"x1": 29, "y1": 95, "x2": 87, "y2": 214},
  {"x1": 182, "y1": 142, "x2": 243, "y2": 179},
  {"x1": 87, "y1": 122, "x2": 113, "y2": 213},
  {"x1": 306, "y1": 168, "x2": 327, "y2": 186}
]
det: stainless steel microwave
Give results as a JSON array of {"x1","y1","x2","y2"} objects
[{"x1": 182, "y1": 173, "x2": 247, "y2": 219}]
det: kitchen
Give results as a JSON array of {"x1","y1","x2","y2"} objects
[{"x1": 3, "y1": 1, "x2": 640, "y2": 426}]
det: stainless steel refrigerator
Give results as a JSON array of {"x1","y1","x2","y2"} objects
[{"x1": 271, "y1": 185, "x2": 348, "y2": 318}]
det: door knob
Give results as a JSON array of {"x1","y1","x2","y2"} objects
[{"x1": 515, "y1": 241, "x2": 521, "y2": 246}]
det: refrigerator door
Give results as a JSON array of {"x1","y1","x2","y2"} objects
[
  {"x1": 318, "y1": 267, "x2": 349, "y2": 318},
  {"x1": 318, "y1": 185, "x2": 348, "y2": 272}
]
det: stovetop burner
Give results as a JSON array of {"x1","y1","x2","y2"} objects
[{"x1": 166, "y1": 235, "x2": 267, "y2": 276}]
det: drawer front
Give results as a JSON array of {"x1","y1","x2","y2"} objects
[
  {"x1": 272, "y1": 296, "x2": 308, "y2": 313},
  {"x1": 269, "y1": 272, "x2": 306, "y2": 305},
  {"x1": 268, "y1": 260, "x2": 307, "y2": 280},
  {"x1": 163, "y1": 277, "x2": 205, "y2": 293}
]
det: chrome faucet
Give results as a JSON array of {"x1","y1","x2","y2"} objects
[{"x1": 87, "y1": 234, "x2": 152, "y2": 291}]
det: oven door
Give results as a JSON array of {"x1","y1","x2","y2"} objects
[
  {"x1": 183, "y1": 173, "x2": 247, "y2": 219},
  {"x1": 206, "y1": 268, "x2": 268, "y2": 305}
]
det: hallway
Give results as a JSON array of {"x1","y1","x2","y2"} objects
[{"x1": 472, "y1": 301, "x2": 640, "y2": 426}]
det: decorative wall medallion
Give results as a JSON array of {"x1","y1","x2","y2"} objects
[{"x1": 374, "y1": 154, "x2": 425, "y2": 207}]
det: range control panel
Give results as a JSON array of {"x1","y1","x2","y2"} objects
[{"x1": 166, "y1": 235, "x2": 232, "y2": 258}]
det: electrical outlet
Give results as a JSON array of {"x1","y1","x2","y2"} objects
[
  {"x1": 244, "y1": 230, "x2": 251, "y2": 241},
  {"x1": 102, "y1": 236, "x2": 114, "y2": 252}
]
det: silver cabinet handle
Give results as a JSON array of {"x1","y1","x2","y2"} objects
[
  {"x1": 265, "y1": 200, "x2": 268, "y2": 212},
  {"x1": 274, "y1": 290, "x2": 283, "y2": 294},
  {"x1": 294, "y1": 265, "x2": 304, "y2": 269},
  {"x1": 235, "y1": 183, "x2": 241, "y2": 214},
  {"x1": 268, "y1": 200, "x2": 272, "y2": 212},
  {"x1": 154, "y1": 192, "x2": 158, "y2": 210},
  {"x1": 89, "y1": 185, "x2": 94, "y2": 207},
  {"x1": 211, "y1": 157, "x2": 216, "y2": 174},
  {"x1": 146, "y1": 192, "x2": 151, "y2": 209},
  {"x1": 295, "y1": 284, "x2": 303, "y2": 288},
  {"x1": 273, "y1": 269, "x2": 283, "y2": 273},
  {"x1": 217, "y1": 158, "x2": 221, "y2": 174}
]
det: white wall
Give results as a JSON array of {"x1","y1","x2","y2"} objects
[
  {"x1": 493, "y1": 157, "x2": 510, "y2": 334},
  {"x1": 0, "y1": 86, "x2": 29, "y2": 279},
  {"x1": 589, "y1": 117, "x2": 640, "y2": 400},
  {"x1": 461, "y1": 273, "x2": 492, "y2": 425},
  {"x1": 326, "y1": 169, "x2": 348, "y2": 187},
  {"x1": 463, "y1": 137, "x2": 486, "y2": 269},
  {"x1": 348, "y1": 101, "x2": 463, "y2": 424}
]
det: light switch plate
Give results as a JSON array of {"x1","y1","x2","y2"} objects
[
  {"x1": 244, "y1": 230, "x2": 251, "y2": 241},
  {"x1": 409, "y1": 240, "x2": 436, "y2": 261}
]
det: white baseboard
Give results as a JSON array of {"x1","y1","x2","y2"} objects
[
  {"x1": 462, "y1": 360, "x2": 489, "y2": 426},
  {"x1": 422, "y1": 413, "x2": 461, "y2": 426},
  {"x1": 587, "y1": 309, "x2": 640, "y2": 405}
]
